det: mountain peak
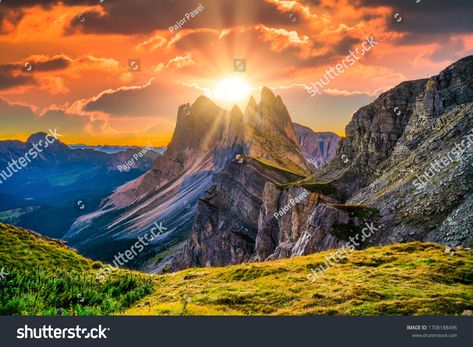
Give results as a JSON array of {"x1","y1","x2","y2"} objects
[
  {"x1": 244, "y1": 95, "x2": 257, "y2": 116},
  {"x1": 247, "y1": 95, "x2": 257, "y2": 108},
  {"x1": 26, "y1": 132, "x2": 49, "y2": 143},
  {"x1": 26, "y1": 132, "x2": 66, "y2": 149},
  {"x1": 261, "y1": 86, "x2": 276, "y2": 103},
  {"x1": 192, "y1": 95, "x2": 214, "y2": 106},
  {"x1": 230, "y1": 104, "x2": 243, "y2": 115}
]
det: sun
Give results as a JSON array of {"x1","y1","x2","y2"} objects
[{"x1": 210, "y1": 76, "x2": 251, "y2": 103}]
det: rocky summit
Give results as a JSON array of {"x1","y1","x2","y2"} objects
[{"x1": 64, "y1": 87, "x2": 313, "y2": 267}]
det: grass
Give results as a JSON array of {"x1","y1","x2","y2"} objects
[
  {"x1": 125, "y1": 242, "x2": 473, "y2": 316},
  {"x1": 275, "y1": 174, "x2": 338, "y2": 196},
  {"x1": 0, "y1": 222, "x2": 93, "y2": 271},
  {"x1": 0, "y1": 223, "x2": 154, "y2": 315},
  {"x1": 1, "y1": 223, "x2": 472, "y2": 316},
  {"x1": 246, "y1": 155, "x2": 305, "y2": 178}
]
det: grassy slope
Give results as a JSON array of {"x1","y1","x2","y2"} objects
[
  {"x1": 126, "y1": 242, "x2": 473, "y2": 316},
  {"x1": 0, "y1": 222, "x2": 92, "y2": 270},
  {"x1": 1, "y1": 223, "x2": 472, "y2": 316},
  {"x1": 0, "y1": 223, "x2": 154, "y2": 315},
  {"x1": 248, "y1": 155, "x2": 304, "y2": 177}
]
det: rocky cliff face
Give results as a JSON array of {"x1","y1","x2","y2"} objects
[
  {"x1": 293, "y1": 123, "x2": 340, "y2": 169},
  {"x1": 169, "y1": 56, "x2": 473, "y2": 271},
  {"x1": 170, "y1": 156, "x2": 305, "y2": 269},
  {"x1": 313, "y1": 56, "x2": 473, "y2": 247}
]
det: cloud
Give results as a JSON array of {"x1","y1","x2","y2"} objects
[
  {"x1": 0, "y1": 97, "x2": 89, "y2": 140},
  {"x1": 0, "y1": 55, "x2": 71, "y2": 74},
  {"x1": 359, "y1": 0, "x2": 473, "y2": 37},
  {"x1": 30, "y1": 55, "x2": 73, "y2": 72},
  {"x1": 0, "y1": 72, "x2": 34, "y2": 90},
  {"x1": 0, "y1": 55, "x2": 118, "y2": 92},
  {"x1": 61, "y1": 0, "x2": 304, "y2": 35},
  {"x1": 153, "y1": 54, "x2": 196, "y2": 74},
  {"x1": 83, "y1": 78, "x2": 202, "y2": 118},
  {"x1": 333, "y1": 36, "x2": 360, "y2": 55}
]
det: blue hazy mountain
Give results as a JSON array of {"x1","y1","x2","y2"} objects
[
  {"x1": 0, "y1": 133, "x2": 161, "y2": 237},
  {"x1": 69, "y1": 144, "x2": 167, "y2": 155}
]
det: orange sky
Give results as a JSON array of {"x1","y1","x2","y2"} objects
[{"x1": 1, "y1": 0, "x2": 472, "y2": 146}]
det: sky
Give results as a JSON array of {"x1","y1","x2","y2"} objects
[{"x1": 0, "y1": 0, "x2": 472, "y2": 146}]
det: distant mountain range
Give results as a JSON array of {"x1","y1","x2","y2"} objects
[
  {"x1": 0, "y1": 136, "x2": 161, "y2": 237},
  {"x1": 293, "y1": 124, "x2": 340, "y2": 169},
  {"x1": 69, "y1": 144, "x2": 167, "y2": 155}
]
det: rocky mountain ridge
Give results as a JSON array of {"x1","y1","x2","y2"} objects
[
  {"x1": 65, "y1": 88, "x2": 312, "y2": 265},
  {"x1": 168, "y1": 55, "x2": 473, "y2": 271}
]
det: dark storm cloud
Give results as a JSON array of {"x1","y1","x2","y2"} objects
[
  {"x1": 3, "y1": 0, "x2": 303, "y2": 35},
  {"x1": 0, "y1": 4, "x2": 24, "y2": 34},
  {"x1": 0, "y1": 73, "x2": 34, "y2": 90},
  {"x1": 0, "y1": 56, "x2": 71, "y2": 74},
  {"x1": 360, "y1": 0, "x2": 473, "y2": 37},
  {"x1": 34, "y1": 56, "x2": 73, "y2": 72},
  {"x1": 333, "y1": 36, "x2": 360, "y2": 55},
  {"x1": 0, "y1": 56, "x2": 71, "y2": 90}
]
